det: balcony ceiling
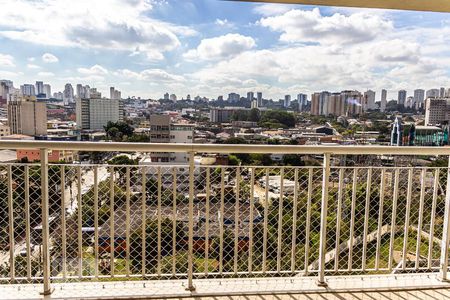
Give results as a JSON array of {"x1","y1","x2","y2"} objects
[{"x1": 234, "y1": 0, "x2": 450, "y2": 12}]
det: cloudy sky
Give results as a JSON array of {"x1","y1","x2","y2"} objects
[{"x1": 0, "y1": 0, "x2": 450, "y2": 101}]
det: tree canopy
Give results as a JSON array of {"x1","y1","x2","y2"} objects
[
  {"x1": 259, "y1": 110, "x2": 296, "y2": 128},
  {"x1": 104, "y1": 121, "x2": 134, "y2": 141}
]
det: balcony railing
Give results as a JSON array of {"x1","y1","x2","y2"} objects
[{"x1": 0, "y1": 141, "x2": 450, "y2": 297}]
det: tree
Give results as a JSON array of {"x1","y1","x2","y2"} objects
[
  {"x1": 249, "y1": 108, "x2": 261, "y2": 122},
  {"x1": 78, "y1": 180, "x2": 127, "y2": 227},
  {"x1": 228, "y1": 155, "x2": 240, "y2": 166},
  {"x1": 283, "y1": 154, "x2": 304, "y2": 166},
  {"x1": 108, "y1": 155, "x2": 138, "y2": 185},
  {"x1": 222, "y1": 137, "x2": 248, "y2": 145},
  {"x1": 259, "y1": 110, "x2": 296, "y2": 128},
  {"x1": 130, "y1": 218, "x2": 186, "y2": 274},
  {"x1": 249, "y1": 154, "x2": 273, "y2": 166},
  {"x1": 104, "y1": 121, "x2": 134, "y2": 141},
  {"x1": 128, "y1": 134, "x2": 150, "y2": 143}
]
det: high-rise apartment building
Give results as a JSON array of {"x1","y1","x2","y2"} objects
[
  {"x1": 257, "y1": 92, "x2": 263, "y2": 107},
  {"x1": 414, "y1": 89, "x2": 425, "y2": 110},
  {"x1": 297, "y1": 93, "x2": 307, "y2": 111},
  {"x1": 63, "y1": 83, "x2": 74, "y2": 104},
  {"x1": 445, "y1": 89, "x2": 450, "y2": 98},
  {"x1": 247, "y1": 92, "x2": 254, "y2": 102},
  {"x1": 311, "y1": 91, "x2": 331, "y2": 115},
  {"x1": 53, "y1": 92, "x2": 63, "y2": 100},
  {"x1": 43, "y1": 84, "x2": 51, "y2": 98},
  {"x1": 76, "y1": 84, "x2": 83, "y2": 98},
  {"x1": 406, "y1": 96, "x2": 414, "y2": 108},
  {"x1": 426, "y1": 89, "x2": 440, "y2": 98},
  {"x1": 110, "y1": 87, "x2": 115, "y2": 99},
  {"x1": 20, "y1": 84, "x2": 35, "y2": 96},
  {"x1": 0, "y1": 80, "x2": 13, "y2": 105},
  {"x1": 110, "y1": 87, "x2": 122, "y2": 100},
  {"x1": 7, "y1": 95, "x2": 47, "y2": 136},
  {"x1": 380, "y1": 89, "x2": 387, "y2": 112},
  {"x1": 363, "y1": 90, "x2": 376, "y2": 111},
  {"x1": 284, "y1": 95, "x2": 291, "y2": 108},
  {"x1": 35, "y1": 81, "x2": 44, "y2": 96},
  {"x1": 310, "y1": 91, "x2": 363, "y2": 116},
  {"x1": 227, "y1": 93, "x2": 240, "y2": 102},
  {"x1": 76, "y1": 94, "x2": 124, "y2": 130},
  {"x1": 341, "y1": 90, "x2": 363, "y2": 116},
  {"x1": 440, "y1": 87, "x2": 446, "y2": 97},
  {"x1": 398, "y1": 90, "x2": 407, "y2": 106},
  {"x1": 424, "y1": 97, "x2": 449, "y2": 126}
]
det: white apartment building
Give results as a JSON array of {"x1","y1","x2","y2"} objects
[
  {"x1": 43, "y1": 84, "x2": 51, "y2": 98},
  {"x1": 76, "y1": 97, "x2": 124, "y2": 130},
  {"x1": 110, "y1": 87, "x2": 122, "y2": 100},
  {"x1": 414, "y1": 89, "x2": 425, "y2": 109},
  {"x1": 170, "y1": 124, "x2": 194, "y2": 162},
  {"x1": 63, "y1": 83, "x2": 74, "y2": 104},
  {"x1": 425, "y1": 97, "x2": 449, "y2": 125},
  {"x1": 148, "y1": 114, "x2": 193, "y2": 163}
]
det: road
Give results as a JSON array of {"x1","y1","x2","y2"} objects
[
  {"x1": 0, "y1": 166, "x2": 108, "y2": 266},
  {"x1": 253, "y1": 183, "x2": 279, "y2": 207}
]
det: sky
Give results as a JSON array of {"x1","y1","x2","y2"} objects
[{"x1": 1, "y1": 0, "x2": 450, "y2": 101}]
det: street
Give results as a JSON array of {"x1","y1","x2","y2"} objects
[{"x1": 0, "y1": 166, "x2": 108, "y2": 266}]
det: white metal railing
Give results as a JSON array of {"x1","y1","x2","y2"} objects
[{"x1": 0, "y1": 141, "x2": 449, "y2": 296}]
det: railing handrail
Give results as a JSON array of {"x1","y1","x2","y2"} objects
[{"x1": 0, "y1": 140, "x2": 448, "y2": 155}]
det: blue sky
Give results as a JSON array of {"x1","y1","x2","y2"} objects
[{"x1": 1, "y1": 0, "x2": 450, "y2": 100}]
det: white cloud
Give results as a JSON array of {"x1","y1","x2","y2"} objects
[
  {"x1": 215, "y1": 19, "x2": 235, "y2": 28},
  {"x1": 0, "y1": 70, "x2": 21, "y2": 78},
  {"x1": 184, "y1": 33, "x2": 256, "y2": 61},
  {"x1": 253, "y1": 3, "x2": 291, "y2": 16},
  {"x1": 188, "y1": 31, "x2": 447, "y2": 99},
  {"x1": 372, "y1": 39, "x2": 420, "y2": 63},
  {"x1": 0, "y1": 53, "x2": 14, "y2": 67},
  {"x1": 0, "y1": 0, "x2": 194, "y2": 60},
  {"x1": 115, "y1": 68, "x2": 185, "y2": 82},
  {"x1": 37, "y1": 71, "x2": 55, "y2": 77},
  {"x1": 259, "y1": 8, "x2": 393, "y2": 44},
  {"x1": 27, "y1": 57, "x2": 35, "y2": 62},
  {"x1": 78, "y1": 64, "x2": 108, "y2": 75},
  {"x1": 42, "y1": 53, "x2": 59, "y2": 63},
  {"x1": 27, "y1": 64, "x2": 41, "y2": 69}
]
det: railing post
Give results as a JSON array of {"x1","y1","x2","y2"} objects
[
  {"x1": 186, "y1": 151, "x2": 196, "y2": 291},
  {"x1": 317, "y1": 153, "x2": 331, "y2": 287},
  {"x1": 440, "y1": 157, "x2": 450, "y2": 281},
  {"x1": 40, "y1": 149, "x2": 53, "y2": 295}
]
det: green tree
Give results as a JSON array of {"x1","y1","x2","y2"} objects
[
  {"x1": 130, "y1": 218, "x2": 186, "y2": 274},
  {"x1": 249, "y1": 108, "x2": 261, "y2": 122},
  {"x1": 108, "y1": 155, "x2": 138, "y2": 185},
  {"x1": 283, "y1": 154, "x2": 304, "y2": 166},
  {"x1": 104, "y1": 121, "x2": 134, "y2": 141},
  {"x1": 260, "y1": 110, "x2": 296, "y2": 128}
]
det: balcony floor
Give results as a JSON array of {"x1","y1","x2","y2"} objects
[{"x1": 1, "y1": 273, "x2": 450, "y2": 300}]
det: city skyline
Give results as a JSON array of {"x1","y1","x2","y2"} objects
[{"x1": 1, "y1": 0, "x2": 450, "y2": 100}]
